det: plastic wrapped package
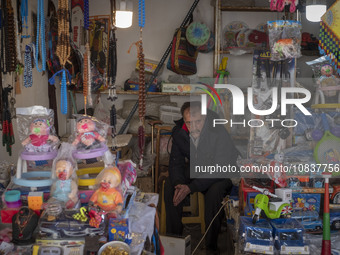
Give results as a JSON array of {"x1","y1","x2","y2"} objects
[
  {"x1": 118, "y1": 160, "x2": 137, "y2": 196},
  {"x1": 267, "y1": 20, "x2": 301, "y2": 61},
  {"x1": 239, "y1": 216, "x2": 274, "y2": 254},
  {"x1": 89, "y1": 167, "x2": 123, "y2": 213},
  {"x1": 16, "y1": 106, "x2": 59, "y2": 153},
  {"x1": 48, "y1": 143, "x2": 79, "y2": 209},
  {"x1": 70, "y1": 114, "x2": 109, "y2": 153},
  {"x1": 270, "y1": 218, "x2": 309, "y2": 254}
]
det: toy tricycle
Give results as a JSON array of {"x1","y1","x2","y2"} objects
[{"x1": 252, "y1": 186, "x2": 290, "y2": 224}]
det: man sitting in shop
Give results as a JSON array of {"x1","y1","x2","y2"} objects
[{"x1": 164, "y1": 101, "x2": 239, "y2": 254}]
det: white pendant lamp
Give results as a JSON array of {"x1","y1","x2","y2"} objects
[
  {"x1": 306, "y1": 0, "x2": 327, "y2": 22},
  {"x1": 115, "y1": 0, "x2": 133, "y2": 28}
]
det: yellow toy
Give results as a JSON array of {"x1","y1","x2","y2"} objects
[
  {"x1": 89, "y1": 167, "x2": 123, "y2": 213},
  {"x1": 28, "y1": 192, "x2": 44, "y2": 210}
]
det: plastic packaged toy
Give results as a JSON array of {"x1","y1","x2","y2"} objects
[
  {"x1": 71, "y1": 115, "x2": 108, "y2": 151},
  {"x1": 267, "y1": 20, "x2": 301, "y2": 61},
  {"x1": 267, "y1": 153, "x2": 287, "y2": 187},
  {"x1": 48, "y1": 143, "x2": 79, "y2": 209},
  {"x1": 270, "y1": 218, "x2": 309, "y2": 254},
  {"x1": 89, "y1": 167, "x2": 123, "y2": 213},
  {"x1": 239, "y1": 216, "x2": 274, "y2": 254},
  {"x1": 16, "y1": 106, "x2": 59, "y2": 153}
]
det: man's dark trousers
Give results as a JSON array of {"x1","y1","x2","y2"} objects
[{"x1": 164, "y1": 177, "x2": 233, "y2": 250}]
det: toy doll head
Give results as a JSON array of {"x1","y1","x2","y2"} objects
[
  {"x1": 30, "y1": 119, "x2": 50, "y2": 136},
  {"x1": 96, "y1": 167, "x2": 121, "y2": 191},
  {"x1": 321, "y1": 65, "x2": 333, "y2": 77},
  {"x1": 55, "y1": 160, "x2": 74, "y2": 181},
  {"x1": 76, "y1": 116, "x2": 96, "y2": 134}
]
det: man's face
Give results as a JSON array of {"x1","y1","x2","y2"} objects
[{"x1": 183, "y1": 107, "x2": 206, "y2": 139}]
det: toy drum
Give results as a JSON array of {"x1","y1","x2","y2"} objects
[{"x1": 5, "y1": 190, "x2": 22, "y2": 208}]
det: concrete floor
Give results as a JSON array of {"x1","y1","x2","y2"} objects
[{"x1": 183, "y1": 223, "x2": 235, "y2": 255}]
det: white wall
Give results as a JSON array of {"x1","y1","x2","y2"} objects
[{"x1": 0, "y1": 0, "x2": 322, "y2": 163}]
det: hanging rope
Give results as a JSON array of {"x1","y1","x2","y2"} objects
[
  {"x1": 107, "y1": 0, "x2": 117, "y2": 101},
  {"x1": 24, "y1": 44, "x2": 34, "y2": 87},
  {"x1": 83, "y1": 0, "x2": 91, "y2": 113},
  {"x1": 56, "y1": 0, "x2": 71, "y2": 115},
  {"x1": 138, "y1": 0, "x2": 146, "y2": 170},
  {"x1": 83, "y1": 44, "x2": 89, "y2": 114},
  {"x1": 35, "y1": 0, "x2": 46, "y2": 72},
  {"x1": 2, "y1": 86, "x2": 15, "y2": 156},
  {"x1": 21, "y1": 0, "x2": 30, "y2": 38},
  {"x1": 2, "y1": 0, "x2": 18, "y2": 73}
]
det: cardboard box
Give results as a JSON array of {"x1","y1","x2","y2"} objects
[
  {"x1": 108, "y1": 218, "x2": 129, "y2": 242},
  {"x1": 161, "y1": 83, "x2": 206, "y2": 93},
  {"x1": 291, "y1": 193, "x2": 321, "y2": 213},
  {"x1": 160, "y1": 235, "x2": 191, "y2": 255}
]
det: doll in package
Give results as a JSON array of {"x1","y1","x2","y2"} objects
[
  {"x1": 268, "y1": 20, "x2": 302, "y2": 61},
  {"x1": 16, "y1": 106, "x2": 59, "y2": 153},
  {"x1": 71, "y1": 115, "x2": 108, "y2": 151},
  {"x1": 89, "y1": 167, "x2": 123, "y2": 213},
  {"x1": 48, "y1": 143, "x2": 79, "y2": 209}
]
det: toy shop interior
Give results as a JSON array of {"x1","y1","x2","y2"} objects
[{"x1": 0, "y1": 0, "x2": 340, "y2": 254}]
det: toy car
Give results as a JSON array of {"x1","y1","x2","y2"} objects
[
  {"x1": 39, "y1": 209, "x2": 105, "y2": 238},
  {"x1": 271, "y1": 218, "x2": 309, "y2": 254},
  {"x1": 290, "y1": 211, "x2": 323, "y2": 232},
  {"x1": 330, "y1": 210, "x2": 340, "y2": 230},
  {"x1": 240, "y1": 216, "x2": 274, "y2": 254}
]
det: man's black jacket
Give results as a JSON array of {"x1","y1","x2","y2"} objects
[{"x1": 168, "y1": 110, "x2": 239, "y2": 193}]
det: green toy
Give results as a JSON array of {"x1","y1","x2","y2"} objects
[{"x1": 252, "y1": 186, "x2": 289, "y2": 224}]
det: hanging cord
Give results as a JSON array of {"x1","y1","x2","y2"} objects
[
  {"x1": 137, "y1": 0, "x2": 146, "y2": 170},
  {"x1": 1, "y1": 86, "x2": 15, "y2": 156},
  {"x1": 48, "y1": 69, "x2": 71, "y2": 115},
  {"x1": 107, "y1": 0, "x2": 117, "y2": 101},
  {"x1": 84, "y1": 0, "x2": 89, "y2": 30},
  {"x1": 20, "y1": 0, "x2": 30, "y2": 38},
  {"x1": 3, "y1": 0, "x2": 18, "y2": 73},
  {"x1": 23, "y1": 44, "x2": 34, "y2": 88},
  {"x1": 56, "y1": 0, "x2": 71, "y2": 115},
  {"x1": 35, "y1": 0, "x2": 46, "y2": 72},
  {"x1": 83, "y1": 43, "x2": 89, "y2": 115}
]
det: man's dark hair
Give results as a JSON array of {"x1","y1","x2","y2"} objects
[{"x1": 180, "y1": 101, "x2": 201, "y2": 116}]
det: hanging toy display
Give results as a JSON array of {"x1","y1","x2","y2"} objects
[
  {"x1": 55, "y1": 0, "x2": 71, "y2": 115},
  {"x1": 35, "y1": 0, "x2": 46, "y2": 72},
  {"x1": 47, "y1": 142, "x2": 79, "y2": 209},
  {"x1": 268, "y1": 20, "x2": 302, "y2": 61},
  {"x1": 138, "y1": 0, "x2": 146, "y2": 170}
]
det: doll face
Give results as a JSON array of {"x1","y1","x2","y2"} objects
[
  {"x1": 77, "y1": 118, "x2": 95, "y2": 133},
  {"x1": 55, "y1": 160, "x2": 73, "y2": 181},
  {"x1": 100, "y1": 171, "x2": 120, "y2": 190},
  {"x1": 321, "y1": 65, "x2": 333, "y2": 77},
  {"x1": 31, "y1": 120, "x2": 49, "y2": 136}
]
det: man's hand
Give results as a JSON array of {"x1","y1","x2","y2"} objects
[{"x1": 173, "y1": 184, "x2": 191, "y2": 206}]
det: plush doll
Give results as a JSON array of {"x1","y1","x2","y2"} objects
[
  {"x1": 22, "y1": 118, "x2": 59, "y2": 152},
  {"x1": 50, "y1": 159, "x2": 78, "y2": 209},
  {"x1": 72, "y1": 116, "x2": 106, "y2": 150},
  {"x1": 89, "y1": 167, "x2": 123, "y2": 213}
]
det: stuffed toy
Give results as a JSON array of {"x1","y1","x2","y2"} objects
[
  {"x1": 72, "y1": 116, "x2": 106, "y2": 150},
  {"x1": 89, "y1": 167, "x2": 123, "y2": 212},
  {"x1": 22, "y1": 118, "x2": 59, "y2": 152},
  {"x1": 50, "y1": 159, "x2": 79, "y2": 209}
]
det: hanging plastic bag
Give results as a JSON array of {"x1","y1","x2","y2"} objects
[{"x1": 267, "y1": 20, "x2": 302, "y2": 61}]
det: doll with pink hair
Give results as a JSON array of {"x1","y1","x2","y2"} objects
[{"x1": 22, "y1": 118, "x2": 59, "y2": 152}]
